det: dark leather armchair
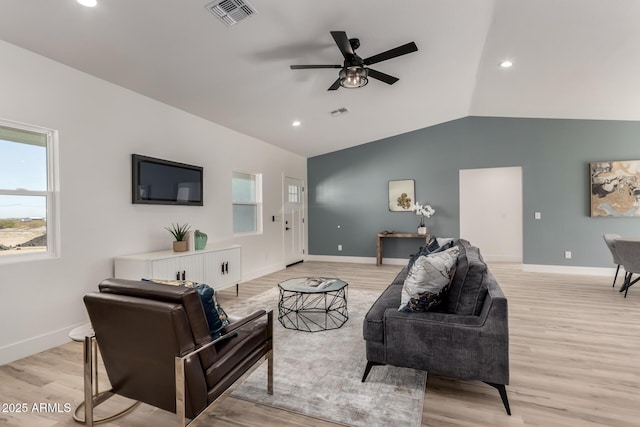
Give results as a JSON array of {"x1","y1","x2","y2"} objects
[{"x1": 82, "y1": 278, "x2": 273, "y2": 426}]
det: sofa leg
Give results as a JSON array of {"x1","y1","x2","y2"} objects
[
  {"x1": 484, "y1": 382, "x2": 511, "y2": 415},
  {"x1": 361, "y1": 361, "x2": 384, "y2": 382}
]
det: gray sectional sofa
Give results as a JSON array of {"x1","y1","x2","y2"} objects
[{"x1": 362, "y1": 239, "x2": 511, "y2": 414}]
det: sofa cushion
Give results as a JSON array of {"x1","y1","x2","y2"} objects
[
  {"x1": 444, "y1": 239, "x2": 488, "y2": 315},
  {"x1": 399, "y1": 247, "x2": 459, "y2": 312}
]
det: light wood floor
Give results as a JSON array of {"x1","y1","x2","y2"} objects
[{"x1": 1, "y1": 261, "x2": 639, "y2": 426}]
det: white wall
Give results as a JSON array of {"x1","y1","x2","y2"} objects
[
  {"x1": 459, "y1": 166, "x2": 523, "y2": 262},
  {"x1": 0, "y1": 40, "x2": 306, "y2": 364}
]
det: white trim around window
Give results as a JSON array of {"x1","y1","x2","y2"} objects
[
  {"x1": 232, "y1": 170, "x2": 263, "y2": 235},
  {"x1": 0, "y1": 118, "x2": 60, "y2": 264}
]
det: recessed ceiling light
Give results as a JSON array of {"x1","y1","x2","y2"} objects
[
  {"x1": 292, "y1": 121, "x2": 301, "y2": 127},
  {"x1": 499, "y1": 60, "x2": 513, "y2": 68},
  {"x1": 77, "y1": 0, "x2": 97, "y2": 7}
]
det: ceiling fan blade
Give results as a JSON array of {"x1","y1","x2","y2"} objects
[
  {"x1": 367, "y1": 68, "x2": 399, "y2": 85},
  {"x1": 363, "y1": 42, "x2": 418, "y2": 66},
  {"x1": 331, "y1": 31, "x2": 354, "y2": 59},
  {"x1": 290, "y1": 65, "x2": 342, "y2": 69},
  {"x1": 328, "y1": 78, "x2": 342, "y2": 91}
]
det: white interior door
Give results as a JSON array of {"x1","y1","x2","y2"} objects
[
  {"x1": 459, "y1": 166, "x2": 523, "y2": 262},
  {"x1": 283, "y1": 177, "x2": 305, "y2": 266}
]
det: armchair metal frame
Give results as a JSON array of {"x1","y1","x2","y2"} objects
[
  {"x1": 175, "y1": 311, "x2": 273, "y2": 427},
  {"x1": 79, "y1": 311, "x2": 273, "y2": 427},
  {"x1": 76, "y1": 334, "x2": 140, "y2": 425}
]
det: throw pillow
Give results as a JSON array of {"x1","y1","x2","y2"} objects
[
  {"x1": 436, "y1": 237, "x2": 454, "y2": 247},
  {"x1": 430, "y1": 238, "x2": 454, "y2": 254},
  {"x1": 143, "y1": 278, "x2": 229, "y2": 339},
  {"x1": 211, "y1": 287, "x2": 229, "y2": 328},
  {"x1": 407, "y1": 237, "x2": 445, "y2": 271},
  {"x1": 191, "y1": 284, "x2": 229, "y2": 339},
  {"x1": 426, "y1": 237, "x2": 440, "y2": 252},
  {"x1": 399, "y1": 246, "x2": 459, "y2": 312},
  {"x1": 407, "y1": 245, "x2": 431, "y2": 271}
]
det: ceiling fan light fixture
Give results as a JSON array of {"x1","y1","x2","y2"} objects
[{"x1": 339, "y1": 67, "x2": 368, "y2": 89}]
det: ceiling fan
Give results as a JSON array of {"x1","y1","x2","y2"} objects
[{"x1": 290, "y1": 31, "x2": 418, "y2": 91}]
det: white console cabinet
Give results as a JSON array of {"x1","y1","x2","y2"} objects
[{"x1": 114, "y1": 245, "x2": 241, "y2": 291}]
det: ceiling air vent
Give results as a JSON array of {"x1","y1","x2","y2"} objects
[
  {"x1": 330, "y1": 107, "x2": 350, "y2": 117},
  {"x1": 206, "y1": 0, "x2": 257, "y2": 27}
]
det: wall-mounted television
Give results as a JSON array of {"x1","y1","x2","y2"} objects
[{"x1": 132, "y1": 154, "x2": 203, "y2": 206}]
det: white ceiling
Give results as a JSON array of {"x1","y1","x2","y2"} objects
[{"x1": 1, "y1": 0, "x2": 639, "y2": 157}]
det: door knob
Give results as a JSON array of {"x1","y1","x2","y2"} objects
[{"x1": 286, "y1": 227, "x2": 290, "y2": 231}]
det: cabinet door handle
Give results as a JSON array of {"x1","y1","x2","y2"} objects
[
  {"x1": 225, "y1": 262, "x2": 229, "y2": 274},
  {"x1": 221, "y1": 263, "x2": 225, "y2": 274}
]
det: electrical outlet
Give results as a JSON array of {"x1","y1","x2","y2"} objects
[
  {"x1": 564, "y1": 251, "x2": 572, "y2": 259},
  {"x1": 534, "y1": 212, "x2": 541, "y2": 220},
  {"x1": 338, "y1": 244, "x2": 343, "y2": 251}
]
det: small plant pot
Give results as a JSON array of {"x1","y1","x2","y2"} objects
[
  {"x1": 417, "y1": 226, "x2": 427, "y2": 235},
  {"x1": 173, "y1": 241, "x2": 188, "y2": 252}
]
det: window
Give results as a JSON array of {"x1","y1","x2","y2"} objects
[
  {"x1": 0, "y1": 120, "x2": 58, "y2": 260},
  {"x1": 232, "y1": 171, "x2": 262, "y2": 234},
  {"x1": 288, "y1": 184, "x2": 300, "y2": 203}
]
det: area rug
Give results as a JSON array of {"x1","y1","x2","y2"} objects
[{"x1": 228, "y1": 287, "x2": 426, "y2": 427}]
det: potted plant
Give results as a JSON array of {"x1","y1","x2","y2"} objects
[
  {"x1": 411, "y1": 202, "x2": 435, "y2": 235},
  {"x1": 166, "y1": 222, "x2": 190, "y2": 252}
]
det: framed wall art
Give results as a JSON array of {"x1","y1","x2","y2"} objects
[
  {"x1": 590, "y1": 160, "x2": 640, "y2": 217},
  {"x1": 388, "y1": 179, "x2": 415, "y2": 211}
]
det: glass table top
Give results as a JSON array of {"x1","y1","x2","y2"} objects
[{"x1": 278, "y1": 277, "x2": 347, "y2": 293}]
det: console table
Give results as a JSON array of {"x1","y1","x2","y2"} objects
[{"x1": 376, "y1": 232, "x2": 430, "y2": 266}]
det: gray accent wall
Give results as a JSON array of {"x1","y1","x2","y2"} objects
[{"x1": 308, "y1": 116, "x2": 640, "y2": 267}]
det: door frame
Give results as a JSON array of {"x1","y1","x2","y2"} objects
[{"x1": 282, "y1": 175, "x2": 306, "y2": 266}]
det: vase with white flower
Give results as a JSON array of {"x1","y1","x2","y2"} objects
[{"x1": 411, "y1": 202, "x2": 435, "y2": 235}]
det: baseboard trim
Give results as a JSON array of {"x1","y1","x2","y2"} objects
[
  {"x1": 483, "y1": 255, "x2": 523, "y2": 263},
  {"x1": 522, "y1": 264, "x2": 617, "y2": 276},
  {"x1": 0, "y1": 322, "x2": 86, "y2": 366},
  {"x1": 305, "y1": 257, "x2": 616, "y2": 276},
  {"x1": 306, "y1": 255, "x2": 408, "y2": 266},
  {"x1": 242, "y1": 263, "x2": 286, "y2": 283}
]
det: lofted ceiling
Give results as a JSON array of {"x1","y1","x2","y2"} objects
[{"x1": 1, "y1": 0, "x2": 639, "y2": 157}]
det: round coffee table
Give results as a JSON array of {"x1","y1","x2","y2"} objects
[{"x1": 278, "y1": 277, "x2": 348, "y2": 332}]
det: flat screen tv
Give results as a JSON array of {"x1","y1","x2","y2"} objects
[{"x1": 132, "y1": 154, "x2": 203, "y2": 206}]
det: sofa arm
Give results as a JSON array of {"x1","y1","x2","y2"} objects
[{"x1": 383, "y1": 296, "x2": 509, "y2": 384}]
